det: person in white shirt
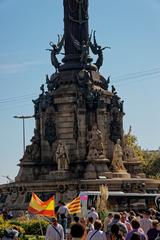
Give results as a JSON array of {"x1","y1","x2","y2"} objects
[
  {"x1": 45, "y1": 217, "x2": 64, "y2": 240},
  {"x1": 103, "y1": 212, "x2": 113, "y2": 232},
  {"x1": 87, "y1": 207, "x2": 99, "y2": 222},
  {"x1": 87, "y1": 217, "x2": 94, "y2": 232},
  {"x1": 57, "y1": 201, "x2": 70, "y2": 237},
  {"x1": 87, "y1": 220, "x2": 106, "y2": 240},
  {"x1": 140, "y1": 210, "x2": 152, "y2": 235}
]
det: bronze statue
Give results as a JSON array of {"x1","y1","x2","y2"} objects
[
  {"x1": 89, "y1": 30, "x2": 110, "y2": 70},
  {"x1": 71, "y1": 34, "x2": 89, "y2": 66},
  {"x1": 24, "y1": 129, "x2": 40, "y2": 160},
  {"x1": 46, "y1": 35, "x2": 64, "y2": 72},
  {"x1": 40, "y1": 84, "x2": 45, "y2": 95}
]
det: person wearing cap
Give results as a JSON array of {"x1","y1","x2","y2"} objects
[
  {"x1": 45, "y1": 217, "x2": 64, "y2": 240},
  {"x1": 87, "y1": 207, "x2": 99, "y2": 222}
]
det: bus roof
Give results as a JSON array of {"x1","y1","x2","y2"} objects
[{"x1": 79, "y1": 191, "x2": 160, "y2": 197}]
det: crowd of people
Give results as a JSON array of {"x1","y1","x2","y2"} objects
[{"x1": 45, "y1": 204, "x2": 160, "y2": 240}]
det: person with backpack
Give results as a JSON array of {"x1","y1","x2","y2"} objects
[
  {"x1": 87, "y1": 219, "x2": 106, "y2": 240},
  {"x1": 45, "y1": 217, "x2": 64, "y2": 240},
  {"x1": 57, "y1": 201, "x2": 70, "y2": 237}
]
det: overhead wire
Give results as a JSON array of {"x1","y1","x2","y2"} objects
[
  {"x1": 0, "y1": 93, "x2": 38, "y2": 104},
  {"x1": 112, "y1": 70, "x2": 160, "y2": 84},
  {"x1": 0, "y1": 66, "x2": 160, "y2": 111},
  {"x1": 112, "y1": 66, "x2": 160, "y2": 81}
]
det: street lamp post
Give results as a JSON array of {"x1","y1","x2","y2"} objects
[{"x1": 13, "y1": 115, "x2": 34, "y2": 154}]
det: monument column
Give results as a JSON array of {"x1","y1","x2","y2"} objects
[{"x1": 61, "y1": 0, "x2": 93, "y2": 69}]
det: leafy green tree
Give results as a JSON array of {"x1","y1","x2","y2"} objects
[
  {"x1": 123, "y1": 130, "x2": 144, "y2": 162},
  {"x1": 143, "y1": 150, "x2": 160, "y2": 179},
  {"x1": 123, "y1": 129, "x2": 160, "y2": 178}
]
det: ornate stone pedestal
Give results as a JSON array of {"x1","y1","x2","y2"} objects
[
  {"x1": 112, "y1": 171, "x2": 131, "y2": 179},
  {"x1": 84, "y1": 159, "x2": 112, "y2": 179},
  {"x1": 2, "y1": 0, "x2": 159, "y2": 216},
  {"x1": 124, "y1": 161, "x2": 145, "y2": 178},
  {"x1": 47, "y1": 170, "x2": 71, "y2": 180}
]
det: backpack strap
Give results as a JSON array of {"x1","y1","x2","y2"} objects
[
  {"x1": 51, "y1": 225, "x2": 62, "y2": 240},
  {"x1": 89, "y1": 230, "x2": 98, "y2": 240}
]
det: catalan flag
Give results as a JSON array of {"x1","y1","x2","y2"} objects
[
  {"x1": 28, "y1": 192, "x2": 55, "y2": 217},
  {"x1": 66, "y1": 196, "x2": 81, "y2": 214}
]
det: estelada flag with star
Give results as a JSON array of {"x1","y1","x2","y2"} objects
[{"x1": 28, "y1": 192, "x2": 55, "y2": 217}]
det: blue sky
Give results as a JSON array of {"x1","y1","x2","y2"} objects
[{"x1": 0, "y1": 0, "x2": 160, "y2": 184}]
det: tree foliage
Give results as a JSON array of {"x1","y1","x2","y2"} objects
[
  {"x1": 123, "y1": 130, "x2": 160, "y2": 179},
  {"x1": 143, "y1": 150, "x2": 160, "y2": 178},
  {"x1": 123, "y1": 132, "x2": 144, "y2": 161}
]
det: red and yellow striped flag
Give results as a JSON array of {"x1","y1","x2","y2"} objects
[
  {"x1": 66, "y1": 196, "x2": 81, "y2": 214},
  {"x1": 28, "y1": 192, "x2": 55, "y2": 217}
]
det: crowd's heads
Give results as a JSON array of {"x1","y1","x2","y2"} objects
[
  {"x1": 152, "y1": 219, "x2": 159, "y2": 228},
  {"x1": 73, "y1": 215, "x2": 80, "y2": 223},
  {"x1": 91, "y1": 207, "x2": 95, "y2": 211},
  {"x1": 149, "y1": 208, "x2": 156, "y2": 213},
  {"x1": 131, "y1": 219, "x2": 140, "y2": 229},
  {"x1": 143, "y1": 209, "x2": 151, "y2": 216},
  {"x1": 94, "y1": 220, "x2": 102, "y2": 230},
  {"x1": 129, "y1": 210, "x2": 136, "y2": 217},
  {"x1": 58, "y1": 200, "x2": 65, "y2": 206},
  {"x1": 111, "y1": 223, "x2": 120, "y2": 235},
  {"x1": 79, "y1": 217, "x2": 86, "y2": 226},
  {"x1": 130, "y1": 232, "x2": 141, "y2": 240},
  {"x1": 113, "y1": 213, "x2": 121, "y2": 221},
  {"x1": 108, "y1": 212, "x2": 113, "y2": 218},
  {"x1": 70, "y1": 223, "x2": 85, "y2": 238},
  {"x1": 88, "y1": 216, "x2": 94, "y2": 224},
  {"x1": 128, "y1": 210, "x2": 136, "y2": 222},
  {"x1": 51, "y1": 217, "x2": 58, "y2": 225}
]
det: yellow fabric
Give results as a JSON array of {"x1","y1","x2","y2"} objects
[{"x1": 28, "y1": 192, "x2": 55, "y2": 217}]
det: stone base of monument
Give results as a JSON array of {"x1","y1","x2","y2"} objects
[
  {"x1": 84, "y1": 159, "x2": 113, "y2": 179},
  {"x1": 124, "y1": 161, "x2": 145, "y2": 178},
  {"x1": 112, "y1": 171, "x2": 131, "y2": 178},
  {"x1": 47, "y1": 170, "x2": 71, "y2": 180}
]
